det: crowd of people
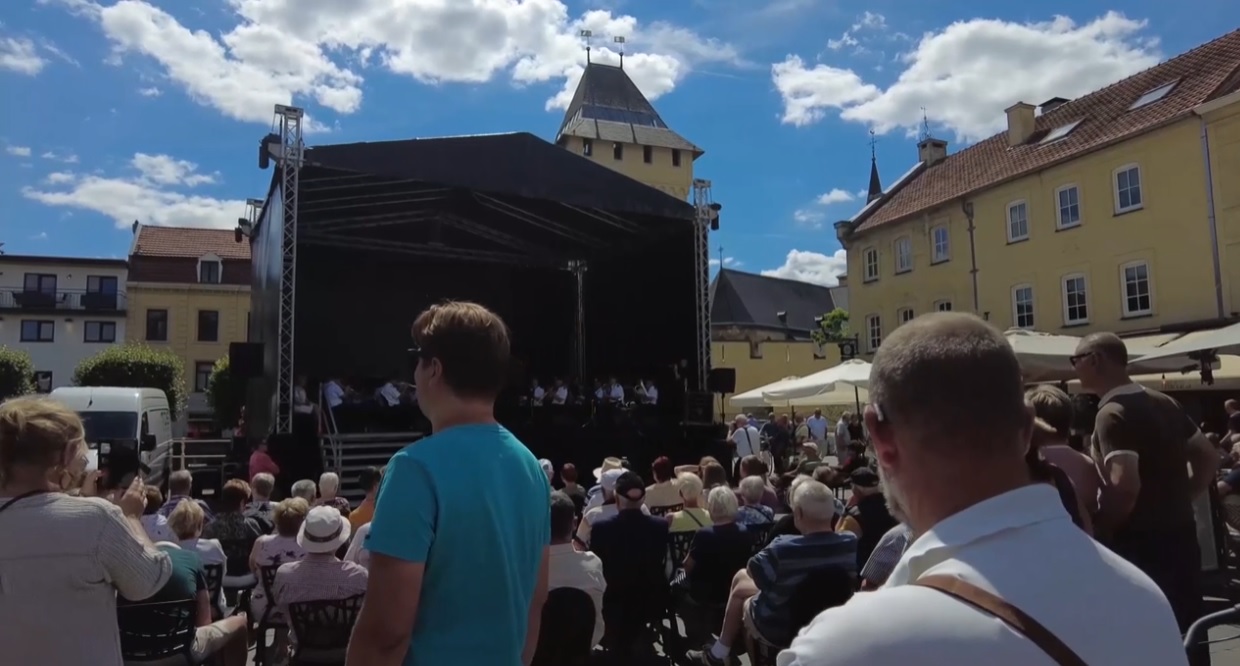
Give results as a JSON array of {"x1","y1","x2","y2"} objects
[{"x1": 0, "y1": 302, "x2": 1228, "y2": 665}]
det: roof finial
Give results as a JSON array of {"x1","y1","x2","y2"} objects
[
  {"x1": 919, "y1": 107, "x2": 933, "y2": 142},
  {"x1": 866, "y1": 128, "x2": 883, "y2": 204},
  {"x1": 717, "y1": 244, "x2": 724, "y2": 269},
  {"x1": 614, "y1": 36, "x2": 626, "y2": 69},
  {"x1": 868, "y1": 128, "x2": 878, "y2": 160},
  {"x1": 579, "y1": 29, "x2": 593, "y2": 64}
]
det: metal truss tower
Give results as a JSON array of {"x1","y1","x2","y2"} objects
[
  {"x1": 274, "y1": 104, "x2": 304, "y2": 435},
  {"x1": 568, "y1": 259, "x2": 588, "y2": 382},
  {"x1": 691, "y1": 179, "x2": 714, "y2": 393}
]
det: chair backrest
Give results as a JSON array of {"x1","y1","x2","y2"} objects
[
  {"x1": 668, "y1": 530, "x2": 696, "y2": 567},
  {"x1": 531, "y1": 587, "x2": 596, "y2": 666},
  {"x1": 287, "y1": 595, "x2": 365, "y2": 652},
  {"x1": 260, "y1": 563, "x2": 281, "y2": 597},
  {"x1": 649, "y1": 503, "x2": 682, "y2": 517},
  {"x1": 748, "y1": 523, "x2": 774, "y2": 555},
  {"x1": 787, "y1": 566, "x2": 855, "y2": 631},
  {"x1": 219, "y1": 538, "x2": 254, "y2": 577},
  {"x1": 203, "y1": 563, "x2": 224, "y2": 598},
  {"x1": 116, "y1": 599, "x2": 196, "y2": 662}
]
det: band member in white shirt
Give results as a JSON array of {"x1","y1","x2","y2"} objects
[
  {"x1": 551, "y1": 379, "x2": 569, "y2": 405},
  {"x1": 323, "y1": 377, "x2": 345, "y2": 409},
  {"x1": 378, "y1": 378, "x2": 403, "y2": 407},
  {"x1": 607, "y1": 377, "x2": 625, "y2": 403},
  {"x1": 293, "y1": 376, "x2": 315, "y2": 415},
  {"x1": 530, "y1": 379, "x2": 546, "y2": 405},
  {"x1": 641, "y1": 380, "x2": 658, "y2": 405},
  {"x1": 593, "y1": 379, "x2": 606, "y2": 402}
]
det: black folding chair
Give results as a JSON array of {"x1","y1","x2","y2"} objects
[
  {"x1": 218, "y1": 538, "x2": 257, "y2": 615},
  {"x1": 532, "y1": 588, "x2": 595, "y2": 666},
  {"x1": 747, "y1": 523, "x2": 774, "y2": 555},
  {"x1": 254, "y1": 564, "x2": 287, "y2": 666},
  {"x1": 748, "y1": 566, "x2": 856, "y2": 666},
  {"x1": 116, "y1": 599, "x2": 196, "y2": 663},
  {"x1": 287, "y1": 595, "x2": 365, "y2": 666},
  {"x1": 649, "y1": 503, "x2": 683, "y2": 517},
  {"x1": 202, "y1": 563, "x2": 224, "y2": 620}
]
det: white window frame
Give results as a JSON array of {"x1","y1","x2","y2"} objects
[
  {"x1": 865, "y1": 314, "x2": 882, "y2": 352},
  {"x1": 1113, "y1": 163, "x2": 1144, "y2": 214},
  {"x1": 862, "y1": 247, "x2": 879, "y2": 282},
  {"x1": 1061, "y1": 273, "x2": 1090, "y2": 325},
  {"x1": 1006, "y1": 200, "x2": 1029, "y2": 242},
  {"x1": 934, "y1": 300, "x2": 952, "y2": 312},
  {"x1": 1055, "y1": 184, "x2": 1081, "y2": 229},
  {"x1": 894, "y1": 236, "x2": 912, "y2": 273},
  {"x1": 1011, "y1": 284, "x2": 1035, "y2": 329},
  {"x1": 1120, "y1": 261, "x2": 1154, "y2": 317},
  {"x1": 897, "y1": 307, "x2": 914, "y2": 324},
  {"x1": 930, "y1": 225, "x2": 950, "y2": 263},
  {"x1": 197, "y1": 253, "x2": 222, "y2": 284}
]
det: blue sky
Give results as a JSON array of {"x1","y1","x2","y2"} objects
[{"x1": 2, "y1": 0, "x2": 1237, "y2": 285}]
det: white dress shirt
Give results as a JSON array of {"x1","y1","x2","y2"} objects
[
  {"x1": 806, "y1": 415, "x2": 829, "y2": 442},
  {"x1": 548, "y1": 543, "x2": 607, "y2": 647},
  {"x1": 532, "y1": 386, "x2": 546, "y2": 402},
  {"x1": 778, "y1": 484, "x2": 1186, "y2": 666},
  {"x1": 323, "y1": 381, "x2": 345, "y2": 409},
  {"x1": 552, "y1": 386, "x2": 568, "y2": 405},
  {"x1": 344, "y1": 522, "x2": 371, "y2": 569},
  {"x1": 378, "y1": 382, "x2": 402, "y2": 407},
  {"x1": 731, "y1": 425, "x2": 760, "y2": 458},
  {"x1": 608, "y1": 384, "x2": 625, "y2": 402},
  {"x1": 645, "y1": 385, "x2": 659, "y2": 405}
]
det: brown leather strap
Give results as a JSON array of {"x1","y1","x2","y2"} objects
[{"x1": 916, "y1": 575, "x2": 1089, "y2": 666}]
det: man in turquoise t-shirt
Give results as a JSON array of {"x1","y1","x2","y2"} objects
[{"x1": 347, "y1": 302, "x2": 551, "y2": 666}]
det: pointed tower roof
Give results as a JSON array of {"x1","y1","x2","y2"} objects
[
  {"x1": 556, "y1": 62, "x2": 703, "y2": 156},
  {"x1": 866, "y1": 132, "x2": 883, "y2": 203}
]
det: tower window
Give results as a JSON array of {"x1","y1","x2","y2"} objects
[
  {"x1": 672, "y1": 149, "x2": 682, "y2": 167},
  {"x1": 643, "y1": 145, "x2": 652, "y2": 164},
  {"x1": 613, "y1": 143, "x2": 623, "y2": 160},
  {"x1": 582, "y1": 139, "x2": 593, "y2": 157}
]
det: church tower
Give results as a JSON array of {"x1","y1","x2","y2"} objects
[{"x1": 555, "y1": 61, "x2": 703, "y2": 201}]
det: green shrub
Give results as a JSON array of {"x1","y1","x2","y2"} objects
[
  {"x1": 206, "y1": 355, "x2": 244, "y2": 428},
  {"x1": 73, "y1": 344, "x2": 187, "y2": 419},
  {"x1": 0, "y1": 347, "x2": 35, "y2": 401}
]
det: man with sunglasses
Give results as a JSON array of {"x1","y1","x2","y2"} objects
[{"x1": 348, "y1": 301, "x2": 550, "y2": 666}]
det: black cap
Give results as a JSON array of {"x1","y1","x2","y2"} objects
[
  {"x1": 615, "y1": 471, "x2": 646, "y2": 500},
  {"x1": 850, "y1": 467, "x2": 879, "y2": 488}
]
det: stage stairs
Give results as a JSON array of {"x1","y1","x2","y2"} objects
[{"x1": 320, "y1": 400, "x2": 423, "y2": 504}]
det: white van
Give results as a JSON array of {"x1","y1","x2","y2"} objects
[{"x1": 49, "y1": 387, "x2": 175, "y2": 487}]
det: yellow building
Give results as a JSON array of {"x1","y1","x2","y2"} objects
[
  {"x1": 837, "y1": 30, "x2": 1240, "y2": 353},
  {"x1": 126, "y1": 223, "x2": 251, "y2": 432},
  {"x1": 709, "y1": 268, "x2": 845, "y2": 399},
  {"x1": 555, "y1": 61, "x2": 702, "y2": 199}
]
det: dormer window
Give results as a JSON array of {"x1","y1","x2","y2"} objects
[
  {"x1": 582, "y1": 139, "x2": 593, "y2": 157},
  {"x1": 612, "y1": 143, "x2": 623, "y2": 160},
  {"x1": 198, "y1": 254, "x2": 222, "y2": 284},
  {"x1": 1039, "y1": 119, "x2": 1082, "y2": 144},
  {"x1": 1128, "y1": 80, "x2": 1178, "y2": 111}
]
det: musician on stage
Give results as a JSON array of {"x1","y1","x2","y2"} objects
[
  {"x1": 550, "y1": 379, "x2": 569, "y2": 405},
  {"x1": 606, "y1": 377, "x2": 625, "y2": 403},
  {"x1": 640, "y1": 379, "x2": 658, "y2": 405},
  {"x1": 529, "y1": 378, "x2": 547, "y2": 405}
]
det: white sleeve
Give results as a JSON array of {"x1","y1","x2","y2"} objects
[{"x1": 98, "y1": 502, "x2": 174, "y2": 601}]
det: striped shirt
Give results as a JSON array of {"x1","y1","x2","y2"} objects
[
  {"x1": 749, "y1": 530, "x2": 857, "y2": 644},
  {"x1": 859, "y1": 523, "x2": 912, "y2": 588}
]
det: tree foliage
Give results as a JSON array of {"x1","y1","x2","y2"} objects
[
  {"x1": 810, "y1": 308, "x2": 851, "y2": 346},
  {"x1": 206, "y1": 355, "x2": 244, "y2": 428},
  {"x1": 73, "y1": 344, "x2": 187, "y2": 419},
  {"x1": 0, "y1": 346, "x2": 35, "y2": 401}
]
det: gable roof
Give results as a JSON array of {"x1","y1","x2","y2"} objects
[
  {"x1": 855, "y1": 29, "x2": 1240, "y2": 234},
  {"x1": 556, "y1": 62, "x2": 702, "y2": 155},
  {"x1": 131, "y1": 225, "x2": 251, "y2": 260},
  {"x1": 710, "y1": 268, "x2": 835, "y2": 336}
]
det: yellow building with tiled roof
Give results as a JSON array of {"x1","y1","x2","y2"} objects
[{"x1": 835, "y1": 28, "x2": 1240, "y2": 354}]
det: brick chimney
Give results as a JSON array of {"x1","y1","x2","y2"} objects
[
  {"x1": 917, "y1": 137, "x2": 948, "y2": 166},
  {"x1": 1005, "y1": 102, "x2": 1037, "y2": 146}
]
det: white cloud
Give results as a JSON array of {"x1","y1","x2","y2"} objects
[
  {"x1": 792, "y1": 208, "x2": 824, "y2": 228},
  {"x1": 709, "y1": 256, "x2": 742, "y2": 268},
  {"x1": 773, "y1": 12, "x2": 1162, "y2": 142},
  {"x1": 826, "y1": 33, "x2": 857, "y2": 51},
  {"x1": 0, "y1": 37, "x2": 47, "y2": 75},
  {"x1": 41, "y1": 151, "x2": 80, "y2": 164},
  {"x1": 762, "y1": 249, "x2": 847, "y2": 286},
  {"x1": 137, "y1": 86, "x2": 161, "y2": 96},
  {"x1": 852, "y1": 11, "x2": 887, "y2": 32},
  {"x1": 61, "y1": 0, "x2": 737, "y2": 125},
  {"x1": 22, "y1": 153, "x2": 243, "y2": 229},
  {"x1": 5, "y1": 145, "x2": 32, "y2": 157},
  {"x1": 29, "y1": 231, "x2": 48, "y2": 241},
  {"x1": 816, "y1": 188, "x2": 855, "y2": 205}
]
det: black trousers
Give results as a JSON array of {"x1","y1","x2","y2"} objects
[{"x1": 1110, "y1": 527, "x2": 1205, "y2": 665}]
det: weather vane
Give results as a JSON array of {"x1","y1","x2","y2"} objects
[
  {"x1": 868, "y1": 129, "x2": 878, "y2": 159},
  {"x1": 614, "y1": 36, "x2": 626, "y2": 69},
  {"x1": 920, "y1": 107, "x2": 933, "y2": 141},
  {"x1": 717, "y1": 245, "x2": 724, "y2": 268},
  {"x1": 579, "y1": 29, "x2": 594, "y2": 64}
]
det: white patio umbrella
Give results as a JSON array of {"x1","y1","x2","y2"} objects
[
  {"x1": 1005, "y1": 328, "x2": 1213, "y2": 382},
  {"x1": 729, "y1": 376, "x2": 800, "y2": 409},
  {"x1": 778, "y1": 385, "x2": 871, "y2": 408},
  {"x1": 1126, "y1": 321, "x2": 1240, "y2": 364},
  {"x1": 760, "y1": 359, "x2": 873, "y2": 402}
]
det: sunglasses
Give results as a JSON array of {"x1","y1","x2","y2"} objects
[{"x1": 1068, "y1": 352, "x2": 1094, "y2": 367}]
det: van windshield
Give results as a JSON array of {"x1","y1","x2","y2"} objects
[{"x1": 79, "y1": 411, "x2": 139, "y2": 443}]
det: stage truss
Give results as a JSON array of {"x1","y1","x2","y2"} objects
[{"x1": 261, "y1": 106, "x2": 714, "y2": 430}]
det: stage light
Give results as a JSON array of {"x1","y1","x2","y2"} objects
[
  {"x1": 708, "y1": 202, "x2": 722, "y2": 230},
  {"x1": 235, "y1": 227, "x2": 244, "y2": 243},
  {"x1": 259, "y1": 132, "x2": 280, "y2": 169}
]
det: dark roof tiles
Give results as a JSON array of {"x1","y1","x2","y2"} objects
[
  {"x1": 132, "y1": 225, "x2": 251, "y2": 260},
  {"x1": 711, "y1": 268, "x2": 836, "y2": 334}
]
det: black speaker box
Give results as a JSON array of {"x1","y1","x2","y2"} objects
[
  {"x1": 684, "y1": 391, "x2": 716, "y2": 425},
  {"x1": 708, "y1": 367, "x2": 737, "y2": 394},
  {"x1": 229, "y1": 342, "x2": 264, "y2": 379}
]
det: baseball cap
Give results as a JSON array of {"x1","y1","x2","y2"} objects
[
  {"x1": 850, "y1": 467, "x2": 879, "y2": 488},
  {"x1": 600, "y1": 468, "x2": 625, "y2": 492},
  {"x1": 614, "y1": 471, "x2": 646, "y2": 500}
]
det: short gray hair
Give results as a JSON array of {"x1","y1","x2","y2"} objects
[
  {"x1": 319, "y1": 472, "x2": 340, "y2": 494},
  {"x1": 706, "y1": 486, "x2": 739, "y2": 521},
  {"x1": 251, "y1": 473, "x2": 275, "y2": 498},
  {"x1": 870, "y1": 312, "x2": 1028, "y2": 454},
  {"x1": 739, "y1": 475, "x2": 766, "y2": 503},
  {"x1": 676, "y1": 472, "x2": 703, "y2": 499},
  {"x1": 291, "y1": 479, "x2": 318, "y2": 501},
  {"x1": 790, "y1": 480, "x2": 836, "y2": 522}
]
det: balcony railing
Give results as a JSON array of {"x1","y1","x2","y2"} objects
[{"x1": 0, "y1": 289, "x2": 128, "y2": 313}]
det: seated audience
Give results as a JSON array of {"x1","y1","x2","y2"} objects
[
  {"x1": 837, "y1": 441, "x2": 871, "y2": 476},
  {"x1": 780, "y1": 313, "x2": 1187, "y2": 665},
  {"x1": 245, "y1": 472, "x2": 277, "y2": 533},
  {"x1": 645, "y1": 456, "x2": 682, "y2": 509},
  {"x1": 249, "y1": 438, "x2": 280, "y2": 482},
  {"x1": 290, "y1": 478, "x2": 318, "y2": 504},
  {"x1": 701, "y1": 461, "x2": 729, "y2": 495},
  {"x1": 0, "y1": 396, "x2": 173, "y2": 666},
  {"x1": 169, "y1": 498, "x2": 227, "y2": 570},
  {"x1": 348, "y1": 466, "x2": 383, "y2": 530},
  {"x1": 159, "y1": 469, "x2": 214, "y2": 521},
  {"x1": 668, "y1": 473, "x2": 712, "y2": 532},
  {"x1": 682, "y1": 487, "x2": 753, "y2": 605},
  {"x1": 141, "y1": 484, "x2": 177, "y2": 543},
  {"x1": 204, "y1": 479, "x2": 263, "y2": 545},
  {"x1": 249, "y1": 497, "x2": 310, "y2": 622},
  {"x1": 734, "y1": 455, "x2": 780, "y2": 511},
  {"x1": 344, "y1": 521, "x2": 372, "y2": 569},
  {"x1": 117, "y1": 542, "x2": 249, "y2": 666},
  {"x1": 793, "y1": 442, "x2": 823, "y2": 476},
  {"x1": 859, "y1": 523, "x2": 914, "y2": 590},
  {"x1": 560, "y1": 463, "x2": 588, "y2": 515},
  {"x1": 548, "y1": 491, "x2": 606, "y2": 648},
  {"x1": 315, "y1": 472, "x2": 351, "y2": 512},
  {"x1": 835, "y1": 468, "x2": 897, "y2": 569},
  {"x1": 578, "y1": 468, "x2": 650, "y2": 546},
  {"x1": 735, "y1": 476, "x2": 774, "y2": 526},
  {"x1": 687, "y1": 480, "x2": 854, "y2": 665},
  {"x1": 274, "y1": 506, "x2": 368, "y2": 649}
]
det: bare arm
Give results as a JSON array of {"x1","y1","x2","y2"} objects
[
  {"x1": 521, "y1": 546, "x2": 551, "y2": 666},
  {"x1": 1186, "y1": 430, "x2": 1220, "y2": 498},
  {"x1": 195, "y1": 589, "x2": 212, "y2": 628},
  {"x1": 1093, "y1": 408, "x2": 1140, "y2": 538},
  {"x1": 346, "y1": 555, "x2": 424, "y2": 666}
]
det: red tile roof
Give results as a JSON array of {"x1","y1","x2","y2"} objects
[
  {"x1": 855, "y1": 29, "x2": 1240, "y2": 234},
  {"x1": 131, "y1": 225, "x2": 251, "y2": 260}
]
